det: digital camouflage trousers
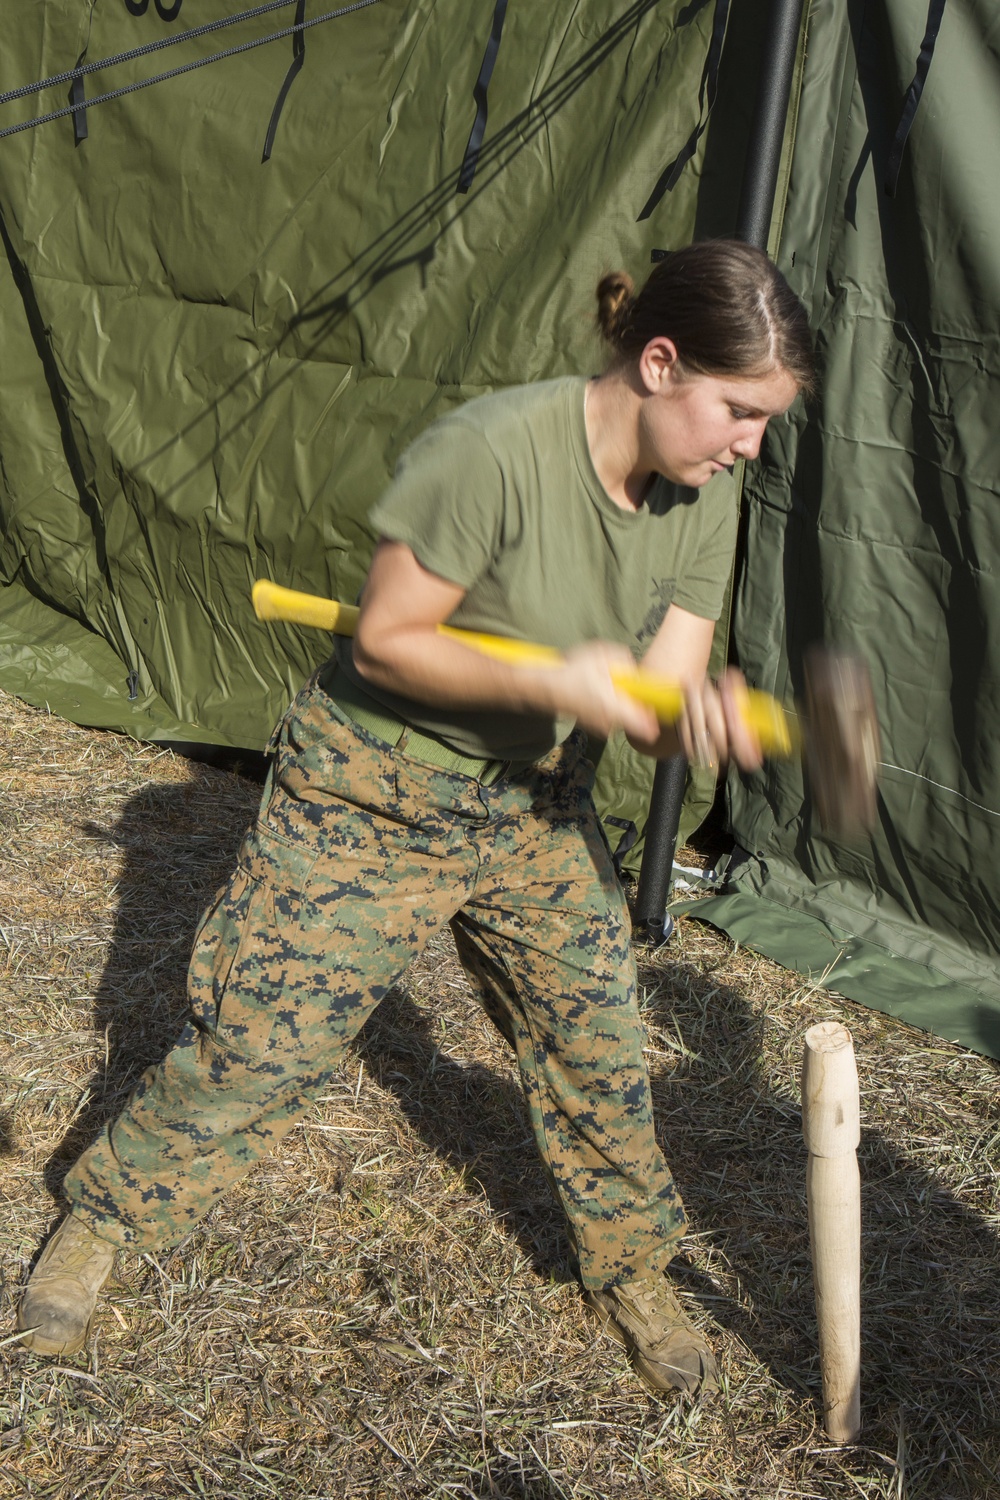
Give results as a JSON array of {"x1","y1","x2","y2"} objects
[{"x1": 66, "y1": 675, "x2": 688, "y2": 1289}]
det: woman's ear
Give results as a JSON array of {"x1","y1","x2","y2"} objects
[{"x1": 638, "y1": 336, "x2": 681, "y2": 394}]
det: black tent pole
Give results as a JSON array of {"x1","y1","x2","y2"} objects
[
  {"x1": 733, "y1": 0, "x2": 806, "y2": 248},
  {"x1": 633, "y1": 0, "x2": 806, "y2": 944}
]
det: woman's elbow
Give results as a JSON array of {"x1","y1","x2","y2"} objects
[{"x1": 350, "y1": 623, "x2": 391, "y2": 686}]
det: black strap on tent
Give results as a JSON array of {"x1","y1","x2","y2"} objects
[
  {"x1": 2, "y1": 0, "x2": 304, "y2": 111},
  {"x1": 637, "y1": 0, "x2": 730, "y2": 221},
  {"x1": 70, "y1": 4, "x2": 98, "y2": 145},
  {"x1": 3, "y1": 1, "x2": 294, "y2": 108},
  {"x1": 884, "y1": 0, "x2": 947, "y2": 198},
  {"x1": 457, "y1": 0, "x2": 509, "y2": 195},
  {"x1": 0, "y1": 0, "x2": 381, "y2": 143},
  {"x1": 263, "y1": 0, "x2": 306, "y2": 161},
  {"x1": 70, "y1": 60, "x2": 88, "y2": 144},
  {"x1": 603, "y1": 816, "x2": 639, "y2": 879}
]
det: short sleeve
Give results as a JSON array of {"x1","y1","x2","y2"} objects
[
  {"x1": 369, "y1": 421, "x2": 506, "y2": 588},
  {"x1": 670, "y1": 486, "x2": 738, "y2": 620}
]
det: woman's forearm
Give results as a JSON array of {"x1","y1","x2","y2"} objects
[{"x1": 353, "y1": 541, "x2": 659, "y2": 742}]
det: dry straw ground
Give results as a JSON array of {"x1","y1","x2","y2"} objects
[{"x1": 1, "y1": 686, "x2": 998, "y2": 1499}]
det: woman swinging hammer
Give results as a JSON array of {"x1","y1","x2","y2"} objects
[{"x1": 19, "y1": 239, "x2": 815, "y2": 1397}]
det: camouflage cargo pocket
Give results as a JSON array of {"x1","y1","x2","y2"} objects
[
  {"x1": 189, "y1": 862, "x2": 304, "y2": 1058},
  {"x1": 262, "y1": 687, "x2": 398, "y2": 848}
]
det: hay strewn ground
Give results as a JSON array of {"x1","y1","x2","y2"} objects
[{"x1": 2, "y1": 686, "x2": 998, "y2": 1499}]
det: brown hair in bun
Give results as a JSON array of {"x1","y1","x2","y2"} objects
[
  {"x1": 595, "y1": 271, "x2": 637, "y2": 347},
  {"x1": 595, "y1": 240, "x2": 816, "y2": 395}
]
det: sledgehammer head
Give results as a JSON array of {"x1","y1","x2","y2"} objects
[{"x1": 803, "y1": 647, "x2": 881, "y2": 839}]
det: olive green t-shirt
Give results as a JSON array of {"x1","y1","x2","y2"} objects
[{"x1": 333, "y1": 376, "x2": 736, "y2": 760}]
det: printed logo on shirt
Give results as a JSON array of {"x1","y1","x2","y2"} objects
[{"x1": 636, "y1": 578, "x2": 676, "y2": 645}]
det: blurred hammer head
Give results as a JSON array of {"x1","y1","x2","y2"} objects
[{"x1": 803, "y1": 647, "x2": 881, "y2": 838}]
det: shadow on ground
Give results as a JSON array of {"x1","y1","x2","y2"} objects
[
  {"x1": 355, "y1": 988, "x2": 573, "y2": 1286},
  {"x1": 43, "y1": 768, "x2": 257, "y2": 1200},
  {"x1": 634, "y1": 949, "x2": 1000, "y2": 1498}
]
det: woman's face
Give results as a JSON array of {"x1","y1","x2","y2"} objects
[{"x1": 639, "y1": 346, "x2": 801, "y2": 488}]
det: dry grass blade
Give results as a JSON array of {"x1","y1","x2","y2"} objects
[{"x1": 1, "y1": 686, "x2": 998, "y2": 1498}]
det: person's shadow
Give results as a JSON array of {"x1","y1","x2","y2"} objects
[
  {"x1": 353, "y1": 984, "x2": 575, "y2": 1284},
  {"x1": 42, "y1": 765, "x2": 260, "y2": 1199}
]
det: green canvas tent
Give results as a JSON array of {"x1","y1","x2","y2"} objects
[{"x1": 1, "y1": 0, "x2": 998, "y2": 1056}]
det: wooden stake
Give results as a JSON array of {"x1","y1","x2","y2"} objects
[{"x1": 801, "y1": 1020, "x2": 862, "y2": 1442}]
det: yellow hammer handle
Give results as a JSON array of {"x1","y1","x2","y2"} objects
[
  {"x1": 609, "y1": 668, "x2": 685, "y2": 722},
  {"x1": 252, "y1": 579, "x2": 360, "y2": 635},
  {"x1": 252, "y1": 581, "x2": 796, "y2": 756},
  {"x1": 743, "y1": 689, "x2": 799, "y2": 757},
  {"x1": 442, "y1": 630, "x2": 797, "y2": 754},
  {"x1": 436, "y1": 625, "x2": 563, "y2": 669}
]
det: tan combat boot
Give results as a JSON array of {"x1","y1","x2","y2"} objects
[
  {"x1": 585, "y1": 1272, "x2": 719, "y2": 1396},
  {"x1": 17, "y1": 1215, "x2": 117, "y2": 1356}
]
